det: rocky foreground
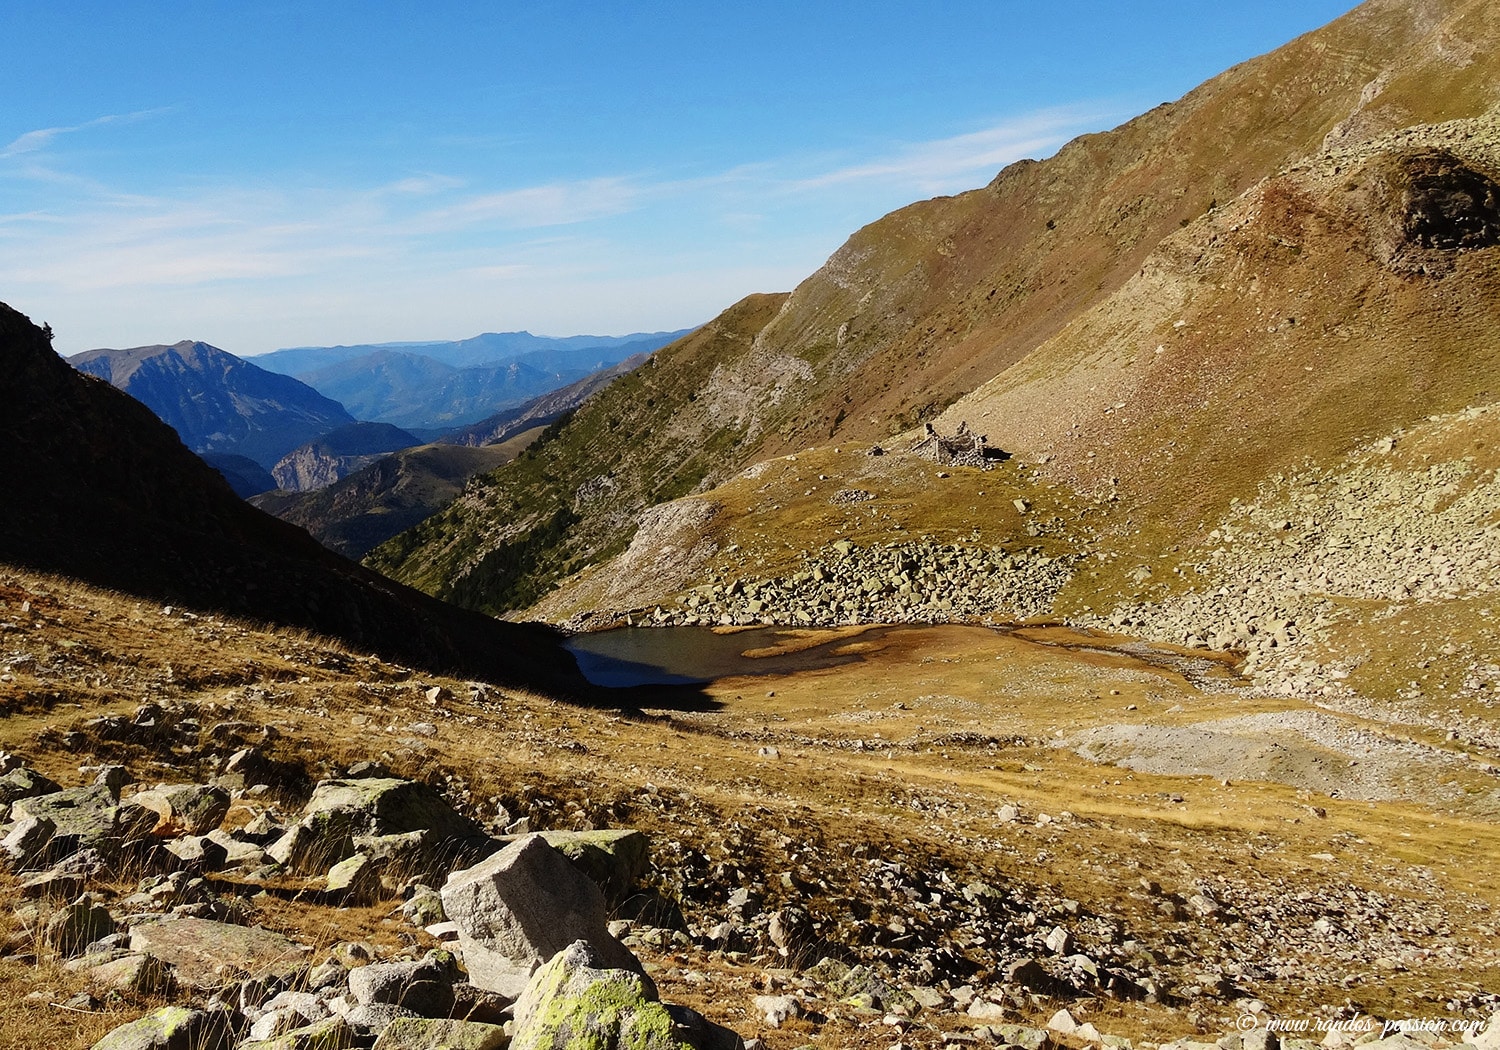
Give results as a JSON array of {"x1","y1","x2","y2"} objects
[
  {"x1": 1, "y1": 568, "x2": 1496, "y2": 1050},
  {"x1": 2, "y1": 733, "x2": 1498, "y2": 1050}
]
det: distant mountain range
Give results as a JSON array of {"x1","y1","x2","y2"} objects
[
  {"x1": 70, "y1": 341, "x2": 352, "y2": 470},
  {"x1": 249, "y1": 353, "x2": 654, "y2": 558},
  {"x1": 254, "y1": 330, "x2": 690, "y2": 433},
  {"x1": 68, "y1": 330, "x2": 676, "y2": 507},
  {"x1": 253, "y1": 329, "x2": 688, "y2": 374},
  {"x1": 443, "y1": 352, "x2": 651, "y2": 448}
]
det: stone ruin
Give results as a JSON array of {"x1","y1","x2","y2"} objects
[{"x1": 909, "y1": 421, "x2": 1008, "y2": 469}]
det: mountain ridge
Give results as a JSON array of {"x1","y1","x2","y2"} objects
[
  {"x1": 371, "y1": 0, "x2": 1498, "y2": 624},
  {"x1": 69, "y1": 340, "x2": 354, "y2": 470},
  {"x1": 269, "y1": 421, "x2": 422, "y2": 493}
]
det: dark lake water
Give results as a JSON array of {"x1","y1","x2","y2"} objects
[{"x1": 564, "y1": 625, "x2": 870, "y2": 688}]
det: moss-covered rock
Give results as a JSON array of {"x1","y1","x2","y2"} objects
[
  {"x1": 237, "y1": 1016, "x2": 354, "y2": 1050},
  {"x1": 91, "y1": 1006, "x2": 229, "y2": 1050},
  {"x1": 267, "y1": 778, "x2": 483, "y2": 875},
  {"x1": 510, "y1": 941, "x2": 691, "y2": 1050},
  {"x1": 0, "y1": 764, "x2": 60, "y2": 805}
]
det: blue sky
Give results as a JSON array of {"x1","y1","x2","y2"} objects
[{"x1": 3, "y1": 1, "x2": 1359, "y2": 356}]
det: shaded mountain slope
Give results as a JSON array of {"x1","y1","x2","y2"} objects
[
  {"x1": 200, "y1": 452, "x2": 278, "y2": 498},
  {"x1": 70, "y1": 340, "x2": 353, "y2": 469},
  {"x1": 1, "y1": 304, "x2": 578, "y2": 693}
]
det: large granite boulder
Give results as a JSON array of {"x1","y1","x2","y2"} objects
[{"x1": 441, "y1": 834, "x2": 641, "y2": 998}]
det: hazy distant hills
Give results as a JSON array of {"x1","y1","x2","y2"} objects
[
  {"x1": 256, "y1": 330, "x2": 690, "y2": 433},
  {"x1": 292, "y1": 349, "x2": 570, "y2": 434},
  {"x1": 443, "y1": 352, "x2": 651, "y2": 448},
  {"x1": 251, "y1": 354, "x2": 652, "y2": 558},
  {"x1": 4, "y1": 304, "x2": 579, "y2": 690},
  {"x1": 69, "y1": 340, "x2": 353, "y2": 470},
  {"x1": 254, "y1": 329, "x2": 688, "y2": 374}
]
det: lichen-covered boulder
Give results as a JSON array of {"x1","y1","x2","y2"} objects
[
  {"x1": 268, "y1": 778, "x2": 483, "y2": 875},
  {"x1": 509, "y1": 941, "x2": 690, "y2": 1050},
  {"x1": 13, "y1": 784, "x2": 157, "y2": 859},
  {"x1": 0, "y1": 764, "x2": 60, "y2": 805},
  {"x1": 442, "y1": 834, "x2": 641, "y2": 998},
  {"x1": 85, "y1": 952, "x2": 174, "y2": 995},
  {"x1": 236, "y1": 1016, "x2": 354, "y2": 1050},
  {"x1": 326, "y1": 852, "x2": 383, "y2": 903},
  {"x1": 90, "y1": 1006, "x2": 230, "y2": 1050}
]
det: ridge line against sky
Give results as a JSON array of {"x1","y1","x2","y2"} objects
[{"x1": 1, "y1": 1, "x2": 1360, "y2": 355}]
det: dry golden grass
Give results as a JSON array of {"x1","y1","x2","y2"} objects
[{"x1": 1, "y1": 565, "x2": 1496, "y2": 1046}]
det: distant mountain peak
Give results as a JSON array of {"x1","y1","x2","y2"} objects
[{"x1": 70, "y1": 340, "x2": 354, "y2": 469}]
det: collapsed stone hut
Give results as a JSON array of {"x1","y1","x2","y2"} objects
[{"x1": 909, "y1": 421, "x2": 1008, "y2": 469}]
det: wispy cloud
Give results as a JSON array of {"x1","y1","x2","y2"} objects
[
  {"x1": 8, "y1": 102, "x2": 1120, "y2": 351},
  {"x1": 791, "y1": 107, "x2": 1109, "y2": 194},
  {"x1": 404, "y1": 177, "x2": 641, "y2": 233},
  {"x1": 1, "y1": 108, "x2": 171, "y2": 159}
]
